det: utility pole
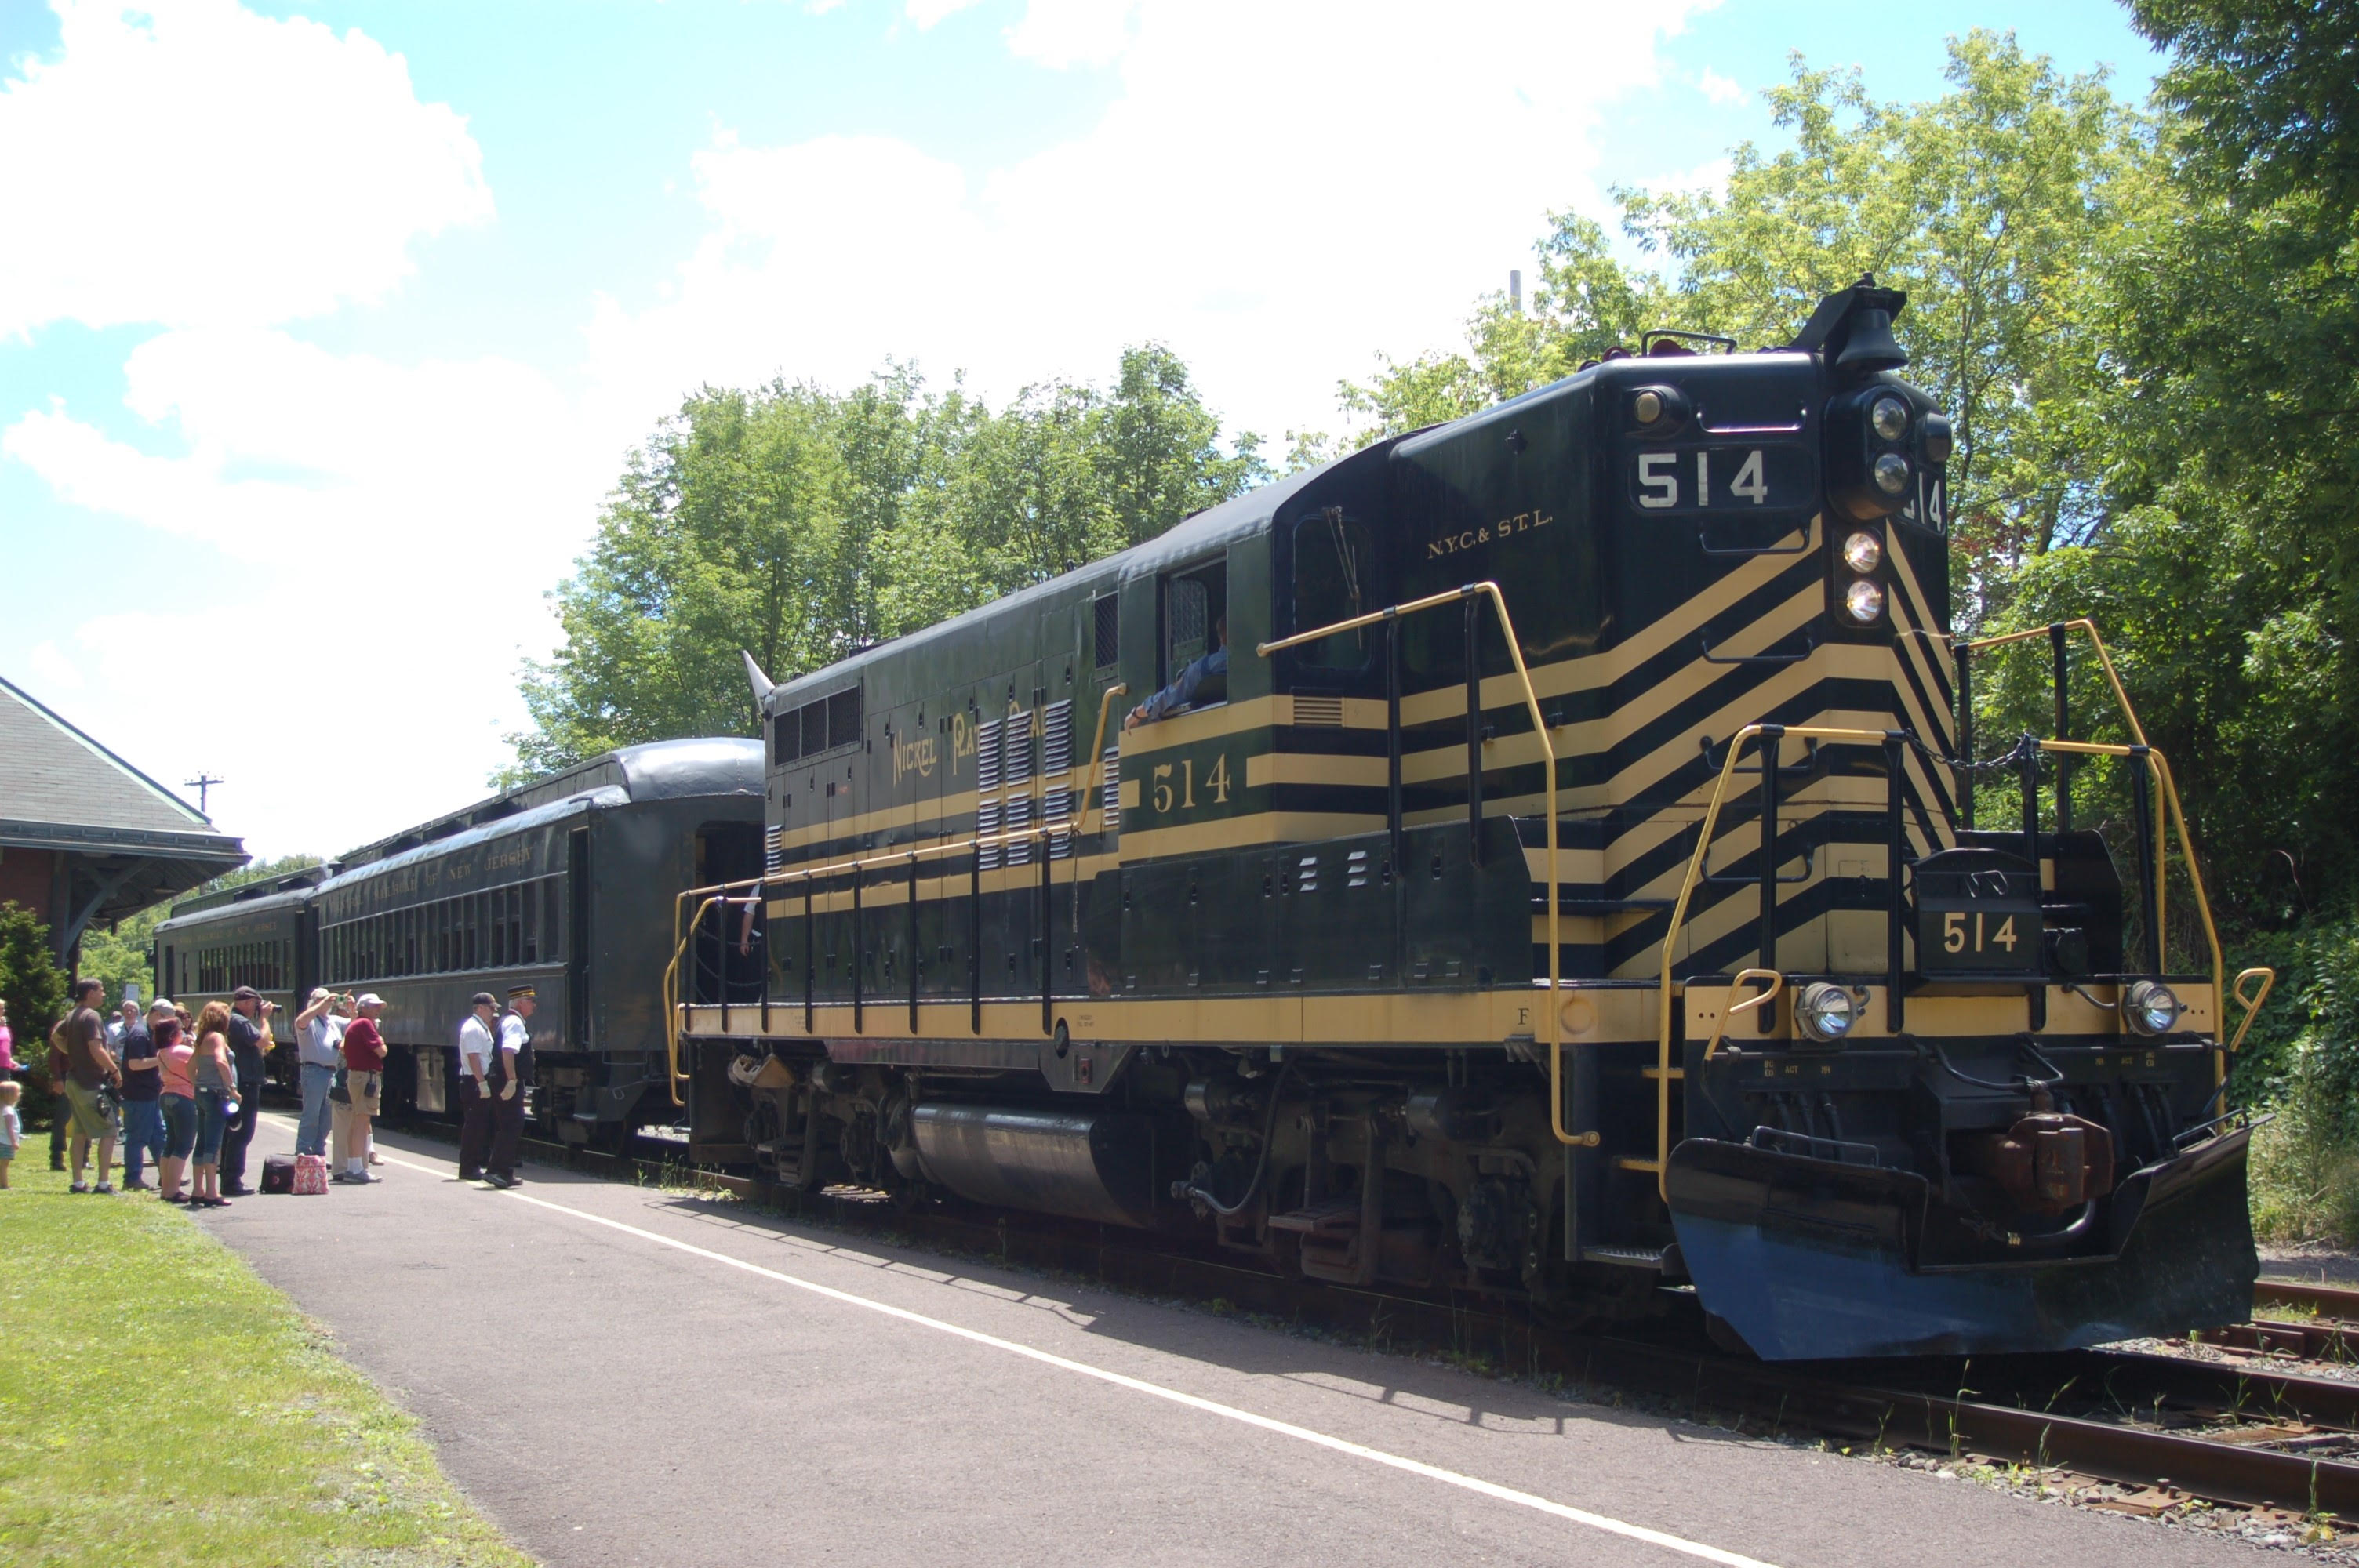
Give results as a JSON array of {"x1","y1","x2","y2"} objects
[{"x1": 185, "y1": 774, "x2": 223, "y2": 815}]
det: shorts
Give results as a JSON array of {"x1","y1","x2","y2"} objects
[
  {"x1": 345, "y1": 1070, "x2": 383, "y2": 1116},
  {"x1": 162, "y1": 1094, "x2": 198, "y2": 1160},
  {"x1": 194, "y1": 1088, "x2": 228, "y2": 1164},
  {"x1": 0, "y1": 1145, "x2": 14, "y2": 1164},
  {"x1": 61, "y1": 1080, "x2": 120, "y2": 1142}
]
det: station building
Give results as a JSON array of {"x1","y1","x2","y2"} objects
[{"x1": 0, "y1": 673, "x2": 246, "y2": 968}]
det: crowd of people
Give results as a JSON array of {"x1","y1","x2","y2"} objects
[{"x1": 0, "y1": 979, "x2": 541, "y2": 1200}]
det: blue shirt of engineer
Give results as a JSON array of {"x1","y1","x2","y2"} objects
[{"x1": 1126, "y1": 616, "x2": 1227, "y2": 731}]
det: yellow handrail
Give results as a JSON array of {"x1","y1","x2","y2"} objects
[
  {"x1": 1648, "y1": 724, "x2": 1894, "y2": 1197},
  {"x1": 1959, "y1": 619, "x2": 2146, "y2": 746},
  {"x1": 1259, "y1": 582, "x2": 1576, "y2": 1145},
  {"x1": 1700, "y1": 969, "x2": 1782, "y2": 1062},
  {"x1": 2230, "y1": 967, "x2": 2277, "y2": 1054}
]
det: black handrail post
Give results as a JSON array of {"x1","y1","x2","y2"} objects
[
  {"x1": 1386, "y1": 617, "x2": 1403, "y2": 868},
  {"x1": 2016, "y1": 734, "x2": 2041, "y2": 866},
  {"x1": 759, "y1": 879, "x2": 771, "y2": 1035},
  {"x1": 1757, "y1": 724, "x2": 1783, "y2": 1032},
  {"x1": 1885, "y1": 733, "x2": 1906, "y2": 1030},
  {"x1": 969, "y1": 847, "x2": 982, "y2": 1036},
  {"x1": 802, "y1": 877, "x2": 814, "y2": 1034},
  {"x1": 2130, "y1": 745, "x2": 2161, "y2": 972},
  {"x1": 1956, "y1": 641, "x2": 1975, "y2": 830},
  {"x1": 2050, "y1": 622, "x2": 2072, "y2": 833},
  {"x1": 907, "y1": 852, "x2": 920, "y2": 1035},
  {"x1": 851, "y1": 870, "x2": 863, "y2": 1035},
  {"x1": 1463, "y1": 591, "x2": 1483, "y2": 866},
  {"x1": 1040, "y1": 834, "x2": 1052, "y2": 1035}
]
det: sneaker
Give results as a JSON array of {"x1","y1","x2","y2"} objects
[
  {"x1": 329, "y1": 1171, "x2": 360, "y2": 1184},
  {"x1": 69, "y1": 1181, "x2": 89, "y2": 1194},
  {"x1": 93, "y1": 1182, "x2": 114, "y2": 1195},
  {"x1": 358, "y1": 1172, "x2": 382, "y2": 1184},
  {"x1": 487, "y1": 1173, "x2": 515, "y2": 1189}
]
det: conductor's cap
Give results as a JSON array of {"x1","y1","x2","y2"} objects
[{"x1": 507, "y1": 985, "x2": 537, "y2": 1000}]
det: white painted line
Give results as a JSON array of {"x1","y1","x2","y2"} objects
[{"x1": 272, "y1": 1116, "x2": 1778, "y2": 1568}]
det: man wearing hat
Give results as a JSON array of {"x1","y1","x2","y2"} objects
[
  {"x1": 333, "y1": 994, "x2": 387, "y2": 1184},
  {"x1": 456, "y1": 993, "x2": 499, "y2": 1183},
  {"x1": 220, "y1": 985, "x2": 274, "y2": 1196},
  {"x1": 485, "y1": 985, "x2": 536, "y2": 1189}
]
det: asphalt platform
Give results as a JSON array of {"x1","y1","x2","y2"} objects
[{"x1": 192, "y1": 1112, "x2": 2279, "y2": 1568}]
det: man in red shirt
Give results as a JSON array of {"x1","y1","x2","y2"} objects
[{"x1": 333, "y1": 994, "x2": 389, "y2": 1185}]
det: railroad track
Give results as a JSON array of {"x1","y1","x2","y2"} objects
[{"x1": 402, "y1": 1116, "x2": 2359, "y2": 1522}]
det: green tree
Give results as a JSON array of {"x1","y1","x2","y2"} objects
[
  {"x1": 0, "y1": 902, "x2": 70, "y2": 1057},
  {"x1": 514, "y1": 347, "x2": 1263, "y2": 776}
]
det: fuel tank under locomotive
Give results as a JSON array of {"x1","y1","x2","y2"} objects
[{"x1": 894, "y1": 1103, "x2": 1180, "y2": 1229}]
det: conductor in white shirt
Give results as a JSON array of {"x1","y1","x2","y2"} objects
[{"x1": 456, "y1": 992, "x2": 498, "y2": 1184}]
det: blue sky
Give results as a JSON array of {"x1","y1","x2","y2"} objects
[{"x1": 0, "y1": 0, "x2": 2161, "y2": 860}]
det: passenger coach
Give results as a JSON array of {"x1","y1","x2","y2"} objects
[
  {"x1": 313, "y1": 739, "x2": 764, "y2": 1147},
  {"x1": 675, "y1": 281, "x2": 2276, "y2": 1360},
  {"x1": 155, "y1": 867, "x2": 328, "y2": 1090}
]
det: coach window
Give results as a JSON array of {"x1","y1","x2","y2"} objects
[{"x1": 542, "y1": 879, "x2": 564, "y2": 962}]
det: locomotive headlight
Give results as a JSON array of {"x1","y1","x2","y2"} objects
[
  {"x1": 1797, "y1": 982, "x2": 1857, "y2": 1043},
  {"x1": 1873, "y1": 452, "x2": 1911, "y2": 495},
  {"x1": 1843, "y1": 579, "x2": 1886, "y2": 623},
  {"x1": 2124, "y1": 980, "x2": 2182, "y2": 1037},
  {"x1": 1870, "y1": 397, "x2": 1910, "y2": 441},
  {"x1": 1841, "y1": 530, "x2": 1883, "y2": 573}
]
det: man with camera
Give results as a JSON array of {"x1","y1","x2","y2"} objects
[
  {"x1": 293, "y1": 987, "x2": 350, "y2": 1163},
  {"x1": 220, "y1": 986, "x2": 274, "y2": 1197}
]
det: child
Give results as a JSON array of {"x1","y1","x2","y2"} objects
[{"x1": 0, "y1": 1080, "x2": 20, "y2": 1188}]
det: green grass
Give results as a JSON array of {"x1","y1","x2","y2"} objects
[
  {"x1": 2248, "y1": 1108, "x2": 2359, "y2": 1246},
  {"x1": 0, "y1": 1162, "x2": 535, "y2": 1568}
]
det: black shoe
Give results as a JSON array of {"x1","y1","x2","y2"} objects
[
  {"x1": 162, "y1": 1192, "x2": 190, "y2": 1204},
  {"x1": 458, "y1": 1171, "x2": 482, "y2": 1182},
  {"x1": 93, "y1": 1182, "x2": 115, "y2": 1195},
  {"x1": 69, "y1": 1181, "x2": 89, "y2": 1193},
  {"x1": 487, "y1": 1173, "x2": 514, "y2": 1189},
  {"x1": 220, "y1": 1184, "x2": 252, "y2": 1197}
]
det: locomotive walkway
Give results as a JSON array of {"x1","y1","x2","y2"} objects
[{"x1": 201, "y1": 1114, "x2": 2275, "y2": 1568}]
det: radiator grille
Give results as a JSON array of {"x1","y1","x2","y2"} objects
[{"x1": 1293, "y1": 695, "x2": 1344, "y2": 728}]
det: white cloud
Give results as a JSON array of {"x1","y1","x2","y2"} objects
[
  {"x1": 905, "y1": 0, "x2": 987, "y2": 25},
  {"x1": 0, "y1": 0, "x2": 491, "y2": 336},
  {"x1": 27, "y1": 641, "x2": 84, "y2": 691},
  {"x1": 1006, "y1": 0, "x2": 1135, "y2": 67},
  {"x1": 585, "y1": 0, "x2": 1710, "y2": 445},
  {"x1": 1697, "y1": 66, "x2": 1746, "y2": 107},
  {"x1": 4, "y1": 332, "x2": 602, "y2": 856}
]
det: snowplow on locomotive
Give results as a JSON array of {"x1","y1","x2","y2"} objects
[{"x1": 667, "y1": 279, "x2": 2274, "y2": 1359}]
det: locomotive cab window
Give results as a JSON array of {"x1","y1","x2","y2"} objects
[
  {"x1": 1158, "y1": 563, "x2": 1227, "y2": 713},
  {"x1": 1289, "y1": 509, "x2": 1371, "y2": 673}
]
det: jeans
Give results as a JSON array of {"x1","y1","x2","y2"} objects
[
  {"x1": 218, "y1": 1078, "x2": 257, "y2": 1186},
  {"x1": 194, "y1": 1089, "x2": 228, "y2": 1164},
  {"x1": 161, "y1": 1094, "x2": 197, "y2": 1160},
  {"x1": 120, "y1": 1099, "x2": 165, "y2": 1185},
  {"x1": 296, "y1": 1062, "x2": 335, "y2": 1156}
]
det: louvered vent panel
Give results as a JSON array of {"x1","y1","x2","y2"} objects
[
  {"x1": 1296, "y1": 854, "x2": 1320, "y2": 895},
  {"x1": 975, "y1": 719, "x2": 1003, "y2": 793},
  {"x1": 764, "y1": 826, "x2": 784, "y2": 875},
  {"x1": 1004, "y1": 714, "x2": 1035, "y2": 787},
  {"x1": 1293, "y1": 695, "x2": 1344, "y2": 728},
  {"x1": 976, "y1": 800, "x2": 1001, "y2": 871},
  {"x1": 1045, "y1": 785, "x2": 1074, "y2": 859},
  {"x1": 1347, "y1": 848, "x2": 1371, "y2": 888},
  {"x1": 1042, "y1": 699, "x2": 1073, "y2": 777},
  {"x1": 1100, "y1": 746, "x2": 1121, "y2": 840},
  {"x1": 1004, "y1": 794, "x2": 1033, "y2": 866}
]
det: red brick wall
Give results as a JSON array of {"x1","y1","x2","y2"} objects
[{"x1": 0, "y1": 848, "x2": 56, "y2": 928}]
